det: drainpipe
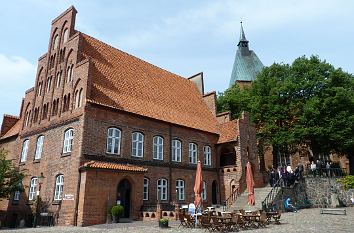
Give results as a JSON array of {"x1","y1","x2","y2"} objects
[
  {"x1": 169, "y1": 124, "x2": 172, "y2": 204},
  {"x1": 74, "y1": 169, "x2": 82, "y2": 226}
]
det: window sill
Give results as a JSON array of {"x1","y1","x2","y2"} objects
[
  {"x1": 131, "y1": 156, "x2": 144, "y2": 159},
  {"x1": 61, "y1": 153, "x2": 71, "y2": 158},
  {"x1": 19, "y1": 162, "x2": 26, "y2": 166},
  {"x1": 26, "y1": 201, "x2": 34, "y2": 205},
  {"x1": 52, "y1": 200, "x2": 62, "y2": 205},
  {"x1": 33, "y1": 159, "x2": 41, "y2": 164},
  {"x1": 153, "y1": 158, "x2": 164, "y2": 161},
  {"x1": 171, "y1": 160, "x2": 182, "y2": 163}
]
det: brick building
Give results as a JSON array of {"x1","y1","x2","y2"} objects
[{"x1": 0, "y1": 6, "x2": 264, "y2": 227}]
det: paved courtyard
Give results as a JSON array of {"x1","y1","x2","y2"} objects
[{"x1": 1, "y1": 207, "x2": 353, "y2": 233}]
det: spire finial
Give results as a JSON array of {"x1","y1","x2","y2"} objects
[{"x1": 239, "y1": 21, "x2": 247, "y2": 42}]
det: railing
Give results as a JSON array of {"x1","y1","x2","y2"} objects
[
  {"x1": 223, "y1": 188, "x2": 240, "y2": 211},
  {"x1": 304, "y1": 167, "x2": 346, "y2": 178},
  {"x1": 261, "y1": 177, "x2": 284, "y2": 212}
]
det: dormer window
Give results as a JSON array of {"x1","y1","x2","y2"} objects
[
  {"x1": 53, "y1": 35, "x2": 59, "y2": 50},
  {"x1": 63, "y1": 29, "x2": 69, "y2": 43}
]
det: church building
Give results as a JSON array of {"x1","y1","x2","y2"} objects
[{"x1": 0, "y1": 7, "x2": 264, "y2": 227}]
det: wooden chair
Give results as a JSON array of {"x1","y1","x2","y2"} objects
[
  {"x1": 178, "y1": 212, "x2": 188, "y2": 228},
  {"x1": 200, "y1": 216, "x2": 213, "y2": 232},
  {"x1": 185, "y1": 214, "x2": 195, "y2": 228},
  {"x1": 256, "y1": 212, "x2": 267, "y2": 228},
  {"x1": 210, "y1": 216, "x2": 224, "y2": 232}
]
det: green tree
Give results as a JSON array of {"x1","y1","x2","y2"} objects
[{"x1": 0, "y1": 149, "x2": 25, "y2": 199}]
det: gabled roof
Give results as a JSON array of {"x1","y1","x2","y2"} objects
[
  {"x1": 0, "y1": 119, "x2": 21, "y2": 140},
  {"x1": 217, "y1": 120, "x2": 239, "y2": 144},
  {"x1": 80, "y1": 161, "x2": 147, "y2": 172},
  {"x1": 81, "y1": 34, "x2": 218, "y2": 134}
]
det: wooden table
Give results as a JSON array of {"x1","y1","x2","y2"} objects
[{"x1": 266, "y1": 212, "x2": 281, "y2": 224}]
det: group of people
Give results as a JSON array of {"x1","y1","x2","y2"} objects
[
  {"x1": 268, "y1": 164, "x2": 304, "y2": 188},
  {"x1": 309, "y1": 160, "x2": 336, "y2": 177}
]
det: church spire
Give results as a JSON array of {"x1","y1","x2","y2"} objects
[{"x1": 237, "y1": 22, "x2": 249, "y2": 48}]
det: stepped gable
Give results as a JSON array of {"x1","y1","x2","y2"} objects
[
  {"x1": 81, "y1": 34, "x2": 218, "y2": 134},
  {"x1": 217, "y1": 120, "x2": 239, "y2": 144}
]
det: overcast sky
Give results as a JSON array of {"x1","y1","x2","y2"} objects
[{"x1": 1, "y1": 0, "x2": 354, "y2": 119}]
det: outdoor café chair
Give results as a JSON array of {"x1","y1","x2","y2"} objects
[
  {"x1": 185, "y1": 214, "x2": 196, "y2": 228},
  {"x1": 200, "y1": 216, "x2": 213, "y2": 232},
  {"x1": 178, "y1": 212, "x2": 188, "y2": 228}
]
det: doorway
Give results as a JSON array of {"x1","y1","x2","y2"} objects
[
  {"x1": 212, "y1": 180, "x2": 218, "y2": 205},
  {"x1": 117, "y1": 179, "x2": 131, "y2": 218}
]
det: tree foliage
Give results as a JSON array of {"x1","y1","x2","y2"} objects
[
  {"x1": 0, "y1": 149, "x2": 26, "y2": 199},
  {"x1": 217, "y1": 56, "x2": 354, "y2": 173}
]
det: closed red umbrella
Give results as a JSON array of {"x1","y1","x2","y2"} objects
[
  {"x1": 246, "y1": 161, "x2": 255, "y2": 206},
  {"x1": 194, "y1": 160, "x2": 203, "y2": 209}
]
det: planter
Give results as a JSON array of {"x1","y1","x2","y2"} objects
[
  {"x1": 159, "y1": 221, "x2": 169, "y2": 228},
  {"x1": 112, "y1": 215, "x2": 120, "y2": 223}
]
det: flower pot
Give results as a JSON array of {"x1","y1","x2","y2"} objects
[
  {"x1": 159, "y1": 221, "x2": 169, "y2": 228},
  {"x1": 112, "y1": 215, "x2": 120, "y2": 223}
]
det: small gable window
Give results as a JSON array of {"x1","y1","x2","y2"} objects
[
  {"x1": 53, "y1": 35, "x2": 59, "y2": 50},
  {"x1": 63, "y1": 29, "x2": 69, "y2": 43}
]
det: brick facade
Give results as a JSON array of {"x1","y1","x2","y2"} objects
[{"x1": 0, "y1": 6, "x2": 264, "y2": 227}]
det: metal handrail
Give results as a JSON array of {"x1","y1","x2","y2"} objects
[
  {"x1": 224, "y1": 188, "x2": 240, "y2": 210},
  {"x1": 261, "y1": 177, "x2": 284, "y2": 211}
]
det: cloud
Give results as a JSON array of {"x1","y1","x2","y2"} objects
[
  {"x1": 0, "y1": 54, "x2": 36, "y2": 118},
  {"x1": 113, "y1": 0, "x2": 347, "y2": 49}
]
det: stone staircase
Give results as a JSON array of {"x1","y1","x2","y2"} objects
[{"x1": 230, "y1": 185, "x2": 274, "y2": 211}]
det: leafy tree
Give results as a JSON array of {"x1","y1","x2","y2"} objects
[
  {"x1": 0, "y1": 149, "x2": 26, "y2": 199},
  {"x1": 217, "y1": 55, "x2": 354, "y2": 174}
]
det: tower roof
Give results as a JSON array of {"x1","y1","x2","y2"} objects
[{"x1": 229, "y1": 23, "x2": 264, "y2": 87}]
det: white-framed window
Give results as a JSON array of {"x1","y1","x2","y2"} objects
[
  {"x1": 106, "y1": 128, "x2": 121, "y2": 155},
  {"x1": 20, "y1": 139, "x2": 29, "y2": 162},
  {"x1": 63, "y1": 29, "x2": 69, "y2": 43},
  {"x1": 47, "y1": 76, "x2": 52, "y2": 92},
  {"x1": 74, "y1": 88, "x2": 83, "y2": 109},
  {"x1": 172, "y1": 139, "x2": 182, "y2": 162},
  {"x1": 143, "y1": 178, "x2": 149, "y2": 200},
  {"x1": 53, "y1": 35, "x2": 59, "y2": 50},
  {"x1": 13, "y1": 191, "x2": 21, "y2": 201},
  {"x1": 203, "y1": 146, "x2": 211, "y2": 166},
  {"x1": 34, "y1": 135, "x2": 44, "y2": 160},
  {"x1": 54, "y1": 175, "x2": 64, "y2": 201},
  {"x1": 63, "y1": 129, "x2": 74, "y2": 153},
  {"x1": 189, "y1": 143, "x2": 197, "y2": 164},
  {"x1": 201, "y1": 181, "x2": 206, "y2": 200},
  {"x1": 176, "y1": 179, "x2": 185, "y2": 201},
  {"x1": 153, "y1": 136, "x2": 163, "y2": 160},
  {"x1": 29, "y1": 177, "x2": 38, "y2": 201},
  {"x1": 132, "y1": 132, "x2": 144, "y2": 157},
  {"x1": 157, "y1": 178, "x2": 168, "y2": 201},
  {"x1": 56, "y1": 72, "x2": 61, "y2": 88}
]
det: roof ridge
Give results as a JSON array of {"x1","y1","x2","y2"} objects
[{"x1": 81, "y1": 33, "x2": 190, "y2": 83}]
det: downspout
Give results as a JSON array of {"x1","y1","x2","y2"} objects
[
  {"x1": 74, "y1": 168, "x2": 82, "y2": 226},
  {"x1": 169, "y1": 124, "x2": 172, "y2": 203}
]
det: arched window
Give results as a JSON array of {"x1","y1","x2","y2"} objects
[
  {"x1": 42, "y1": 103, "x2": 48, "y2": 119},
  {"x1": 63, "y1": 29, "x2": 69, "y2": 43},
  {"x1": 106, "y1": 128, "x2": 121, "y2": 155},
  {"x1": 20, "y1": 139, "x2": 29, "y2": 162},
  {"x1": 37, "y1": 82, "x2": 42, "y2": 96},
  {"x1": 201, "y1": 181, "x2": 206, "y2": 200},
  {"x1": 74, "y1": 88, "x2": 83, "y2": 109},
  {"x1": 24, "y1": 110, "x2": 31, "y2": 127},
  {"x1": 132, "y1": 132, "x2": 144, "y2": 157},
  {"x1": 63, "y1": 129, "x2": 74, "y2": 153},
  {"x1": 54, "y1": 175, "x2": 64, "y2": 200},
  {"x1": 53, "y1": 35, "x2": 59, "y2": 50},
  {"x1": 189, "y1": 143, "x2": 197, "y2": 164},
  {"x1": 153, "y1": 136, "x2": 163, "y2": 160},
  {"x1": 176, "y1": 179, "x2": 185, "y2": 201},
  {"x1": 157, "y1": 178, "x2": 168, "y2": 201},
  {"x1": 56, "y1": 71, "x2": 61, "y2": 88},
  {"x1": 34, "y1": 135, "x2": 44, "y2": 160},
  {"x1": 63, "y1": 95, "x2": 67, "y2": 112},
  {"x1": 172, "y1": 139, "x2": 182, "y2": 162},
  {"x1": 29, "y1": 177, "x2": 38, "y2": 200},
  {"x1": 203, "y1": 146, "x2": 212, "y2": 166},
  {"x1": 67, "y1": 65, "x2": 73, "y2": 83},
  {"x1": 47, "y1": 76, "x2": 52, "y2": 92},
  {"x1": 33, "y1": 108, "x2": 39, "y2": 123},
  {"x1": 143, "y1": 178, "x2": 149, "y2": 200}
]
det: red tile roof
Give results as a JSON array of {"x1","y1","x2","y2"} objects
[
  {"x1": 80, "y1": 161, "x2": 147, "y2": 172},
  {"x1": 1, "y1": 119, "x2": 21, "y2": 140},
  {"x1": 81, "y1": 34, "x2": 218, "y2": 134},
  {"x1": 217, "y1": 120, "x2": 239, "y2": 144}
]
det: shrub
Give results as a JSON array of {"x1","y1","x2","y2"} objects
[
  {"x1": 111, "y1": 205, "x2": 124, "y2": 217},
  {"x1": 338, "y1": 175, "x2": 354, "y2": 189},
  {"x1": 159, "y1": 218, "x2": 169, "y2": 224}
]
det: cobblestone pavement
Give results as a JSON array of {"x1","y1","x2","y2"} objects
[{"x1": 2, "y1": 207, "x2": 353, "y2": 233}]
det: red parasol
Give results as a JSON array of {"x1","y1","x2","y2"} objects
[
  {"x1": 246, "y1": 161, "x2": 255, "y2": 206},
  {"x1": 194, "y1": 160, "x2": 203, "y2": 208}
]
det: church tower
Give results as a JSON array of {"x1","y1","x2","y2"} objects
[{"x1": 229, "y1": 22, "x2": 264, "y2": 88}]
